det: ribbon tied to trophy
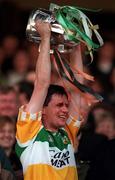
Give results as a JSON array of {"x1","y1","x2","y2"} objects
[{"x1": 26, "y1": 3, "x2": 104, "y2": 103}]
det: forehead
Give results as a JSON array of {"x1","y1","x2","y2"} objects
[
  {"x1": 50, "y1": 94, "x2": 69, "y2": 104},
  {"x1": 0, "y1": 123, "x2": 15, "y2": 130},
  {"x1": 0, "y1": 91, "x2": 16, "y2": 98},
  {"x1": 98, "y1": 119, "x2": 114, "y2": 126}
]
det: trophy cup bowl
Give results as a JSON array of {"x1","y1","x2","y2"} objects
[{"x1": 26, "y1": 8, "x2": 77, "y2": 53}]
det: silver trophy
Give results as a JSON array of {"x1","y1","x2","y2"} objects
[
  {"x1": 26, "y1": 4, "x2": 103, "y2": 55},
  {"x1": 26, "y1": 7, "x2": 76, "y2": 53}
]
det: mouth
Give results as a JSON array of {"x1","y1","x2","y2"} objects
[{"x1": 58, "y1": 115, "x2": 68, "y2": 120}]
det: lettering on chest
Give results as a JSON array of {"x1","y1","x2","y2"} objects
[{"x1": 50, "y1": 150, "x2": 70, "y2": 168}]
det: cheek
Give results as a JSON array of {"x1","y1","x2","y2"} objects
[
  {"x1": 9, "y1": 133, "x2": 15, "y2": 140},
  {"x1": 49, "y1": 108, "x2": 58, "y2": 116},
  {"x1": 97, "y1": 125, "x2": 104, "y2": 132},
  {"x1": 4, "y1": 132, "x2": 15, "y2": 139},
  {"x1": 11, "y1": 103, "x2": 17, "y2": 108},
  {"x1": 108, "y1": 127, "x2": 114, "y2": 133},
  {"x1": 102, "y1": 125, "x2": 107, "y2": 132},
  {"x1": 0, "y1": 133, "x2": 4, "y2": 139}
]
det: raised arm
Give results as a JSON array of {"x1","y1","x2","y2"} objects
[
  {"x1": 25, "y1": 21, "x2": 51, "y2": 113},
  {"x1": 69, "y1": 44, "x2": 84, "y2": 118},
  {"x1": 70, "y1": 44, "x2": 83, "y2": 83}
]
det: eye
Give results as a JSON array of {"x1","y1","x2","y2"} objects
[{"x1": 57, "y1": 103, "x2": 63, "y2": 107}]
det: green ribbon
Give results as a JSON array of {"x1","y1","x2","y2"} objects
[{"x1": 50, "y1": 4, "x2": 104, "y2": 61}]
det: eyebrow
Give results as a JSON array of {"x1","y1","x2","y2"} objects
[{"x1": 57, "y1": 102, "x2": 69, "y2": 106}]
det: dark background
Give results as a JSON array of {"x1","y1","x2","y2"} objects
[{"x1": 0, "y1": 0, "x2": 115, "y2": 41}]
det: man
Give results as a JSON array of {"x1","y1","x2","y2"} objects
[
  {"x1": 0, "y1": 116, "x2": 23, "y2": 179},
  {"x1": 0, "y1": 86, "x2": 18, "y2": 119},
  {"x1": 0, "y1": 116, "x2": 16, "y2": 156},
  {"x1": 16, "y1": 21, "x2": 83, "y2": 180}
]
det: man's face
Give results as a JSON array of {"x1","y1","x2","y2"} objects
[
  {"x1": 96, "y1": 120, "x2": 115, "y2": 140},
  {"x1": 0, "y1": 91, "x2": 18, "y2": 117},
  {"x1": 43, "y1": 94, "x2": 69, "y2": 131},
  {"x1": 0, "y1": 123, "x2": 15, "y2": 149}
]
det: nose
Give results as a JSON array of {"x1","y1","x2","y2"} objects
[
  {"x1": 4, "y1": 132, "x2": 10, "y2": 138},
  {"x1": 62, "y1": 105, "x2": 68, "y2": 113}
]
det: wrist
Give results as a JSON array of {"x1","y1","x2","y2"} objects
[{"x1": 41, "y1": 34, "x2": 51, "y2": 40}]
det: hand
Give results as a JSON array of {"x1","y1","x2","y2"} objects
[{"x1": 35, "y1": 20, "x2": 51, "y2": 39}]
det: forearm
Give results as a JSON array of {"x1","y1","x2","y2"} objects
[
  {"x1": 25, "y1": 22, "x2": 51, "y2": 113},
  {"x1": 69, "y1": 45, "x2": 84, "y2": 117},
  {"x1": 70, "y1": 45, "x2": 83, "y2": 83},
  {"x1": 35, "y1": 36, "x2": 51, "y2": 87}
]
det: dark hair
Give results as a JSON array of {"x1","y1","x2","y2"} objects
[
  {"x1": 0, "y1": 86, "x2": 16, "y2": 94},
  {"x1": 96, "y1": 113, "x2": 115, "y2": 129},
  {"x1": 43, "y1": 84, "x2": 68, "y2": 106},
  {"x1": 0, "y1": 116, "x2": 16, "y2": 131},
  {"x1": 17, "y1": 80, "x2": 34, "y2": 101},
  {"x1": 85, "y1": 103, "x2": 115, "y2": 133}
]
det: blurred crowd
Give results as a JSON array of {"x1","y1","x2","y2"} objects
[{"x1": 0, "y1": 1, "x2": 115, "y2": 180}]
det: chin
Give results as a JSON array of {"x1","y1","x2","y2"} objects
[
  {"x1": 3, "y1": 142, "x2": 11, "y2": 148},
  {"x1": 58, "y1": 122, "x2": 66, "y2": 128}
]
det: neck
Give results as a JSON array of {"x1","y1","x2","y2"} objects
[{"x1": 42, "y1": 118, "x2": 58, "y2": 132}]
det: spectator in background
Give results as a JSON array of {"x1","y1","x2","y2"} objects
[
  {"x1": 85, "y1": 114, "x2": 115, "y2": 180},
  {"x1": 2, "y1": 35, "x2": 19, "y2": 58},
  {"x1": 90, "y1": 41, "x2": 115, "y2": 94},
  {"x1": 0, "y1": 146, "x2": 15, "y2": 180},
  {"x1": 1, "y1": 35, "x2": 19, "y2": 74},
  {"x1": 0, "y1": 116, "x2": 15, "y2": 157},
  {"x1": 15, "y1": 80, "x2": 34, "y2": 106},
  {"x1": 97, "y1": 41, "x2": 114, "y2": 74},
  {"x1": 7, "y1": 49, "x2": 30, "y2": 86},
  {"x1": 108, "y1": 66, "x2": 115, "y2": 106},
  {"x1": 0, "y1": 86, "x2": 19, "y2": 119},
  {"x1": 0, "y1": 46, "x2": 7, "y2": 85},
  {"x1": 0, "y1": 116, "x2": 23, "y2": 180},
  {"x1": 95, "y1": 114, "x2": 115, "y2": 140},
  {"x1": 81, "y1": 103, "x2": 114, "y2": 132},
  {"x1": 76, "y1": 103, "x2": 115, "y2": 180}
]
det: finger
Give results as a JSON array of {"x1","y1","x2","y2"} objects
[{"x1": 35, "y1": 20, "x2": 42, "y2": 27}]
